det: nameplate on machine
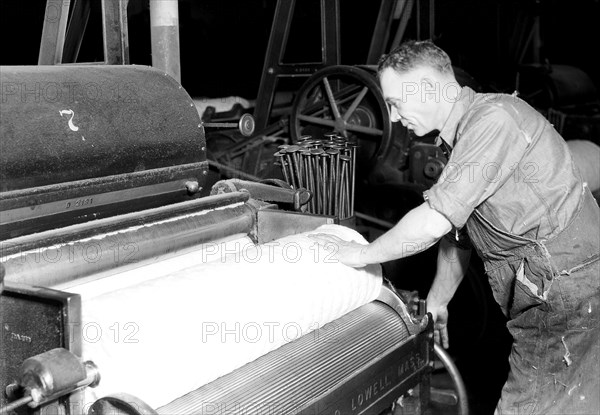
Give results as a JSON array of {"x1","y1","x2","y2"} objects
[
  {"x1": 0, "y1": 180, "x2": 190, "y2": 224},
  {"x1": 300, "y1": 336, "x2": 429, "y2": 415},
  {"x1": 347, "y1": 349, "x2": 426, "y2": 413}
]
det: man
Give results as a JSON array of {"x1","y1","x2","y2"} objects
[{"x1": 310, "y1": 40, "x2": 599, "y2": 414}]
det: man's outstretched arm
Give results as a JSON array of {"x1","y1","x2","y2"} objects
[{"x1": 310, "y1": 202, "x2": 453, "y2": 267}]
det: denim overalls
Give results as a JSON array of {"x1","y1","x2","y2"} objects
[
  {"x1": 465, "y1": 187, "x2": 600, "y2": 414},
  {"x1": 425, "y1": 86, "x2": 600, "y2": 414}
]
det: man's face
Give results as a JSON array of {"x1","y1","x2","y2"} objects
[{"x1": 379, "y1": 67, "x2": 440, "y2": 137}]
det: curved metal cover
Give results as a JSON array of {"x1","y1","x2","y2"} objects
[
  {"x1": 0, "y1": 65, "x2": 206, "y2": 191},
  {"x1": 0, "y1": 65, "x2": 207, "y2": 238}
]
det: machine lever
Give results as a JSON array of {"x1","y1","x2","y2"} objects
[
  {"x1": 211, "y1": 178, "x2": 311, "y2": 211},
  {"x1": 203, "y1": 113, "x2": 256, "y2": 137},
  {"x1": 0, "y1": 396, "x2": 33, "y2": 414}
]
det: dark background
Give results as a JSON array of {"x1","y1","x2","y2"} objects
[{"x1": 1, "y1": 0, "x2": 599, "y2": 99}]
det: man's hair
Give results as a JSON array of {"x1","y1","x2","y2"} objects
[{"x1": 377, "y1": 40, "x2": 454, "y2": 78}]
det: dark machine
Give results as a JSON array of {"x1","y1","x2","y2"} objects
[{"x1": 0, "y1": 65, "x2": 466, "y2": 415}]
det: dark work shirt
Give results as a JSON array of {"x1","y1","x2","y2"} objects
[{"x1": 424, "y1": 87, "x2": 583, "y2": 240}]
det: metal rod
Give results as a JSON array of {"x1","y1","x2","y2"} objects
[
  {"x1": 38, "y1": 0, "x2": 69, "y2": 64},
  {"x1": 320, "y1": 152, "x2": 329, "y2": 215},
  {"x1": 287, "y1": 145, "x2": 302, "y2": 188},
  {"x1": 434, "y1": 343, "x2": 470, "y2": 415},
  {"x1": 304, "y1": 149, "x2": 313, "y2": 212},
  {"x1": 299, "y1": 148, "x2": 310, "y2": 187},
  {"x1": 274, "y1": 152, "x2": 290, "y2": 185},
  {"x1": 350, "y1": 142, "x2": 357, "y2": 216},
  {"x1": 344, "y1": 160, "x2": 351, "y2": 218},
  {"x1": 339, "y1": 155, "x2": 351, "y2": 219},
  {"x1": 101, "y1": 0, "x2": 130, "y2": 64},
  {"x1": 334, "y1": 149, "x2": 341, "y2": 217},
  {"x1": 150, "y1": 0, "x2": 181, "y2": 82},
  {"x1": 311, "y1": 148, "x2": 324, "y2": 213},
  {"x1": 282, "y1": 150, "x2": 296, "y2": 189},
  {"x1": 339, "y1": 160, "x2": 347, "y2": 219},
  {"x1": 0, "y1": 396, "x2": 33, "y2": 414},
  {"x1": 203, "y1": 122, "x2": 238, "y2": 128},
  {"x1": 305, "y1": 155, "x2": 315, "y2": 212},
  {"x1": 326, "y1": 148, "x2": 338, "y2": 215}
]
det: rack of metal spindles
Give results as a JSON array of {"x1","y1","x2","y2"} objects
[{"x1": 273, "y1": 133, "x2": 356, "y2": 219}]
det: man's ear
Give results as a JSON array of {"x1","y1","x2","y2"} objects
[{"x1": 421, "y1": 76, "x2": 437, "y2": 96}]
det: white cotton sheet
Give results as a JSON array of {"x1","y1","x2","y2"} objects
[{"x1": 69, "y1": 224, "x2": 382, "y2": 409}]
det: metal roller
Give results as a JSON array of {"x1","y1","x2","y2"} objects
[
  {"x1": 157, "y1": 300, "x2": 416, "y2": 415},
  {"x1": 2, "y1": 192, "x2": 256, "y2": 287}
]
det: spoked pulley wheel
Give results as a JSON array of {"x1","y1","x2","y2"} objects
[{"x1": 290, "y1": 65, "x2": 393, "y2": 173}]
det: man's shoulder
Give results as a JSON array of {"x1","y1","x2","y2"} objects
[
  {"x1": 467, "y1": 91, "x2": 526, "y2": 109},
  {"x1": 462, "y1": 91, "x2": 541, "y2": 124}
]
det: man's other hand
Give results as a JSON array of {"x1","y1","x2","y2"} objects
[{"x1": 429, "y1": 304, "x2": 450, "y2": 349}]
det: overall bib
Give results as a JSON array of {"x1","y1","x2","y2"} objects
[{"x1": 465, "y1": 187, "x2": 600, "y2": 415}]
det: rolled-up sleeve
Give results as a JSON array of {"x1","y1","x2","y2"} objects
[{"x1": 424, "y1": 105, "x2": 531, "y2": 229}]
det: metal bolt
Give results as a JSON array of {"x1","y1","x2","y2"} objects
[
  {"x1": 324, "y1": 132, "x2": 338, "y2": 141},
  {"x1": 339, "y1": 155, "x2": 351, "y2": 219},
  {"x1": 304, "y1": 153, "x2": 315, "y2": 212},
  {"x1": 185, "y1": 180, "x2": 200, "y2": 194},
  {"x1": 326, "y1": 148, "x2": 339, "y2": 216},
  {"x1": 319, "y1": 151, "x2": 329, "y2": 215},
  {"x1": 298, "y1": 135, "x2": 312, "y2": 143},
  {"x1": 331, "y1": 149, "x2": 342, "y2": 217},
  {"x1": 310, "y1": 148, "x2": 325, "y2": 213},
  {"x1": 287, "y1": 145, "x2": 302, "y2": 188},
  {"x1": 348, "y1": 142, "x2": 358, "y2": 216},
  {"x1": 299, "y1": 148, "x2": 314, "y2": 212},
  {"x1": 273, "y1": 150, "x2": 291, "y2": 185}
]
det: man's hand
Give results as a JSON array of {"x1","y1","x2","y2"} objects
[
  {"x1": 308, "y1": 233, "x2": 368, "y2": 268},
  {"x1": 428, "y1": 304, "x2": 450, "y2": 349}
]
